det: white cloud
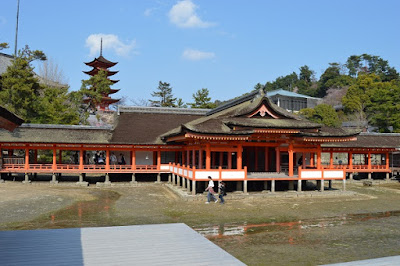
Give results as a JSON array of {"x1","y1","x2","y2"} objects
[
  {"x1": 85, "y1": 34, "x2": 136, "y2": 57},
  {"x1": 182, "y1": 48, "x2": 215, "y2": 61},
  {"x1": 0, "y1": 16, "x2": 6, "y2": 26},
  {"x1": 144, "y1": 8, "x2": 154, "y2": 16},
  {"x1": 168, "y1": 0, "x2": 215, "y2": 28}
]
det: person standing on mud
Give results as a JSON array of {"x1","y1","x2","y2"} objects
[
  {"x1": 219, "y1": 181, "x2": 227, "y2": 204},
  {"x1": 205, "y1": 176, "x2": 218, "y2": 204}
]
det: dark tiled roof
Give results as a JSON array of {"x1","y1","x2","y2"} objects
[
  {"x1": 111, "y1": 111, "x2": 204, "y2": 144},
  {"x1": 0, "y1": 124, "x2": 111, "y2": 144},
  {"x1": 0, "y1": 106, "x2": 24, "y2": 131},
  {"x1": 322, "y1": 133, "x2": 400, "y2": 148}
]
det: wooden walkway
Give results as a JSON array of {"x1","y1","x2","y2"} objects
[{"x1": 0, "y1": 223, "x2": 245, "y2": 266}]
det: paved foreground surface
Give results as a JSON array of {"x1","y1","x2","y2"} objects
[
  {"x1": 325, "y1": 255, "x2": 400, "y2": 265},
  {"x1": 0, "y1": 223, "x2": 244, "y2": 266}
]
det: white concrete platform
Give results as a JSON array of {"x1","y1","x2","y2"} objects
[
  {"x1": 323, "y1": 255, "x2": 400, "y2": 266},
  {"x1": 0, "y1": 223, "x2": 245, "y2": 265}
]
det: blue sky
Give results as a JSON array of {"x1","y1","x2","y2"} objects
[{"x1": 1, "y1": 0, "x2": 400, "y2": 105}]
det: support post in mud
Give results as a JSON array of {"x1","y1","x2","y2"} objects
[
  {"x1": 79, "y1": 173, "x2": 83, "y2": 183},
  {"x1": 177, "y1": 175, "x2": 180, "y2": 187},
  {"x1": 182, "y1": 177, "x2": 186, "y2": 189},
  {"x1": 368, "y1": 173, "x2": 372, "y2": 180},
  {"x1": 156, "y1": 173, "x2": 161, "y2": 183},
  {"x1": 288, "y1": 181, "x2": 294, "y2": 191},
  {"x1": 328, "y1": 180, "x2": 332, "y2": 189},
  {"x1": 343, "y1": 179, "x2": 346, "y2": 191},
  {"x1": 192, "y1": 180, "x2": 196, "y2": 195},
  {"x1": 50, "y1": 173, "x2": 58, "y2": 184},
  {"x1": 105, "y1": 173, "x2": 111, "y2": 184},
  {"x1": 386, "y1": 172, "x2": 390, "y2": 181},
  {"x1": 349, "y1": 173, "x2": 353, "y2": 181},
  {"x1": 271, "y1": 179, "x2": 275, "y2": 193},
  {"x1": 130, "y1": 173, "x2": 137, "y2": 184},
  {"x1": 22, "y1": 173, "x2": 31, "y2": 184},
  {"x1": 172, "y1": 173, "x2": 175, "y2": 185},
  {"x1": 187, "y1": 180, "x2": 191, "y2": 193},
  {"x1": 168, "y1": 173, "x2": 172, "y2": 183},
  {"x1": 320, "y1": 180, "x2": 324, "y2": 192},
  {"x1": 297, "y1": 180, "x2": 302, "y2": 192},
  {"x1": 244, "y1": 180, "x2": 247, "y2": 194}
]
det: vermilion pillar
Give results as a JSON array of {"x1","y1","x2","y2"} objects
[
  {"x1": 206, "y1": 144, "x2": 211, "y2": 169},
  {"x1": 368, "y1": 152, "x2": 371, "y2": 169},
  {"x1": 317, "y1": 146, "x2": 322, "y2": 169},
  {"x1": 106, "y1": 149, "x2": 110, "y2": 170},
  {"x1": 237, "y1": 144, "x2": 242, "y2": 169},
  {"x1": 310, "y1": 153, "x2": 315, "y2": 167},
  {"x1": 228, "y1": 152, "x2": 232, "y2": 169},
  {"x1": 329, "y1": 151, "x2": 333, "y2": 168},
  {"x1": 157, "y1": 150, "x2": 161, "y2": 170},
  {"x1": 79, "y1": 149, "x2": 84, "y2": 170},
  {"x1": 25, "y1": 148, "x2": 29, "y2": 170},
  {"x1": 131, "y1": 150, "x2": 136, "y2": 170},
  {"x1": 52, "y1": 148, "x2": 57, "y2": 170},
  {"x1": 349, "y1": 152, "x2": 353, "y2": 170},
  {"x1": 288, "y1": 143, "x2": 293, "y2": 176}
]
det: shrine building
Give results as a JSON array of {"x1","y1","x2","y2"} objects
[{"x1": 0, "y1": 90, "x2": 398, "y2": 194}]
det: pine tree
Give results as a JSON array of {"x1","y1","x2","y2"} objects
[{"x1": 149, "y1": 81, "x2": 177, "y2": 107}]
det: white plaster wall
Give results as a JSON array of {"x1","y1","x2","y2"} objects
[
  {"x1": 324, "y1": 170, "x2": 344, "y2": 179},
  {"x1": 221, "y1": 171, "x2": 245, "y2": 180},
  {"x1": 136, "y1": 151, "x2": 153, "y2": 165},
  {"x1": 301, "y1": 170, "x2": 322, "y2": 179}
]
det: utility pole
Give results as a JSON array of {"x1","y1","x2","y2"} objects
[{"x1": 14, "y1": 0, "x2": 20, "y2": 57}]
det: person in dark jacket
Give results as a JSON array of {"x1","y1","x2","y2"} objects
[{"x1": 219, "y1": 181, "x2": 227, "y2": 204}]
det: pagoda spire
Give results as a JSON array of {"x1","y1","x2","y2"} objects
[{"x1": 100, "y1": 38, "x2": 103, "y2": 56}]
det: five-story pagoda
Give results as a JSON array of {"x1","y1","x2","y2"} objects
[{"x1": 83, "y1": 40, "x2": 120, "y2": 111}]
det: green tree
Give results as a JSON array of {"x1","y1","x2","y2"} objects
[
  {"x1": 299, "y1": 104, "x2": 340, "y2": 127},
  {"x1": 190, "y1": 88, "x2": 217, "y2": 109},
  {"x1": 317, "y1": 63, "x2": 354, "y2": 97},
  {"x1": 299, "y1": 65, "x2": 314, "y2": 83},
  {"x1": 80, "y1": 69, "x2": 113, "y2": 112},
  {"x1": 346, "y1": 54, "x2": 399, "y2": 81},
  {"x1": 149, "y1": 81, "x2": 177, "y2": 107},
  {"x1": 176, "y1": 98, "x2": 187, "y2": 108},
  {"x1": 0, "y1": 43, "x2": 9, "y2": 50},
  {"x1": 0, "y1": 47, "x2": 45, "y2": 121},
  {"x1": 265, "y1": 72, "x2": 298, "y2": 92}
]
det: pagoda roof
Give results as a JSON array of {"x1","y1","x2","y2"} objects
[
  {"x1": 83, "y1": 68, "x2": 118, "y2": 77},
  {"x1": 84, "y1": 55, "x2": 117, "y2": 68},
  {"x1": 161, "y1": 90, "x2": 359, "y2": 142},
  {"x1": 109, "y1": 88, "x2": 120, "y2": 94}
]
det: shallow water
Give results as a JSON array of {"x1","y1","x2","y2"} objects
[{"x1": 193, "y1": 210, "x2": 400, "y2": 238}]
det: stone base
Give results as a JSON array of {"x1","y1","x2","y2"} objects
[
  {"x1": 130, "y1": 181, "x2": 138, "y2": 185},
  {"x1": 96, "y1": 181, "x2": 112, "y2": 187},
  {"x1": 76, "y1": 181, "x2": 89, "y2": 187},
  {"x1": 22, "y1": 180, "x2": 31, "y2": 184},
  {"x1": 0, "y1": 179, "x2": 4, "y2": 183},
  {"x1": 50, "y1": 181, "x2": 59, "y2": 185}
]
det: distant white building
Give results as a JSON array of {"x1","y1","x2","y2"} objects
[{"x1": 266, "y1": 89, "x2": 322, "y2": 112}]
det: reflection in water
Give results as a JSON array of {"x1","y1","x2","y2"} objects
[
  {"x1": 48, "y1": 190, "x2": 119, "y2": 228},
  {"x1": 194, "y1": 210, "x2": 400, "y2": 241}
]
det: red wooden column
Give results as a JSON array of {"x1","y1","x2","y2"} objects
[
  {"x1": 367, "y1": 152, "x2": 371, "y2": 170},
  {"x1": 288, "y1": 143, "x2": 294, "y2": 177},
  {"x1": 186, "y1": 150, "x2": 190, "y2": 166},
  {"x1": 237, "y1": 144, "x2": 242, "y2": 170},
  {"x1": 199, "y1": 149, "x2": 203, "y2": 169},
  {"x1": 310, "y1": 153, "x2": 315, "y2": 167},
  {"x1": 349, "y1": 152, "x2": 353, "y2": 170},
  {"x1": 228, "y1": 152, "x2": 232, "y2": 169},
  {"x1": 24, "y1": 148, "x2": 29, "y2": 170},
  {"x1": 386, "y1": 152, "x2": 389, "y2": 169},
  {"x1": 157, "y1": 150, "x2": 161, "y2": 170},
  {"x1": 131, "y1": 150, "x2": 136, "y2": 170},
  {"x1": 192, "y1": 149, "x2": 195, "y2": 167},
  {"x1": 264, "y1": 147, "x2": 269, "y2": 172},
  {"x1": 219, "y1": 152, "x2": 223, "y2": 168},
  {"x1": 79, "y1": 149, "x2": 84, "y2": 170},
  {"x1": 206, "y1": 144, "x2": 211, "y2": 169},
  {"x1": 329, "y1": 151, "x2": 333, "y2": 168},
  {"x1": 106, "y1": 149, "x2": 110, "y2": 170},
  {"x1": 52, "y1": 148, "x2": 57, "y2": 170},
  {"x1": 317, "y1": 145, "x2": 322, "y2": 169},
  {"x1": 275, "y1": 147, "x2": 280, "y2": 172}
]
